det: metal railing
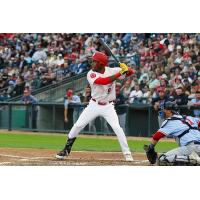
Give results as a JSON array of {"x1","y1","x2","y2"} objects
[
  {"x1": 34, "y1": 74, "x2": 88, "y2": 102},
  {"x1": 0, "y1": 102, "x2": 199, "y2": 136},
  {"x1": 8, "y1": 72, "x2": 88, "y2": 102}
]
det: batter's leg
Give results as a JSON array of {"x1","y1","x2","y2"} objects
[
  {"x1": 56, "y1": 103, "x2": 98, "y2": 159},
  {"x1": 101, "y1": 104, "x2": 133, "y2": 161},
  {"x1": 68, "y1": 104, "x2": 98, "y2": 138}
]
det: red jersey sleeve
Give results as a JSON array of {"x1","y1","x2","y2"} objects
[
  {"x1": 125, "y1": 68, "x2": 134, "y2": 77},
  {"x1": 94, "y1": 73, "x2": 121, "y2": 85},
  {"x1": 152, "y1": 131, "x2": 166, "y2": 141}
]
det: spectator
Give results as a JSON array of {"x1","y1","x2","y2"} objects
[
  {"x1": 129, "y1": 84, "x2": 143, "y2": 104},
  {"x1": 75, "y1": 59, "x2": 90, "y2": 74},
  {"x1": 21, "y1": 89, "x2": 38, "y2": 129},
  {"x1": 0, "y1": 90, "x2": 10, "y2": 101},
  {"x1": 152, "y1": 88, "x2": 170, "y2": 127},
  {"x1": 167, "y1": 87, "x2": 175, "y2": 102},
  {"x1": 142, "y1": 85, "x2": 151, "y2": 104},
  {"x1": 55, "y1": 64, "x2": 65, "y2": 82},
  {"x1": 64, "y1": 88, "x2": 81, "y2": 125},
  {"x1": 188, "y1": 91, "x2": 200, "y2": 118},
  {"x1": 121, "y1": 80, "x2": 132, "y2": 100},
  {"x1": 55, "y1": 54, "x2": 64, "y2": 67},
  {"x1": 24, "y1": 52, "x2": 32, "y2": 67},
  {"x1": 18, "y1": 55, "x2": 28, "y2": 73},
  {"x1": 63, "y1": 57, "x2": 70, "y2": 76},
  {"x1": 32, "y1": 45, "x2": 47, "y2": 62},
  {"x1": 174, "y1": 87, "x2": 188, "y2": 106},
  {"x1": 12, "y1": 76, "x2": 25, "y2": 96},
  {"x1": 0, "y1": 33, "x2": 199, "y2": 104},
  {"x1": 40, "y1": 68, "x2": 56, "y2": 87},
  {"x1": 139, "y1": 76, "x2": 148, "y2": 90},
  {"x1": 130, "y1": 74, "x2": 138, "y2": 89},
  {"x1": 7, "y1": 78, "x2": 16, "y2": 95},
  {"x1": 46, "y1": 49, "x2": 57, "y2": 67},
  {"x1": 28, "y1": 43, "x2": 36, "y2": 57},
  {"x1": 173, "y1": 77, "x2": 183, "y2": 89},
  {"x1": 82, "y1": 85, "x2": 92, "y2": 103},
  {"x1": 188, "y1": 87, "x2": 196, "y2": 100},
  {"x1": 69, "y1": 59, "x2": 78, "y2": 76},
  {"x1": 0, "y1": 78, "x2": 6, "y2": 90},
  {"x1": 138, "y1": 67, "x2": 149, "y2": 83},
  {"x1": 149, "y1": 73, "x2": 160, "y2": 89}
]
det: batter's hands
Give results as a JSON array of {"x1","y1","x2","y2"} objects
[
  {"x1": 64, "y1": 117, "x2": 68, "y2": 123},
  {"x1": 119, "y1": 63, "x2": 129, "y2": 75}
]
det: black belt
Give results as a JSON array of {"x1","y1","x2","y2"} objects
[
  {"x1": 92, "y1": 98, "x2": 113, "y2": 105},
  {"x1": 194, "y1": 141, "x2": 200, "y2": 145}
]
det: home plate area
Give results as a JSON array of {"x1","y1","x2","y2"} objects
[{"x1": 0, "y1": 148, "x2": 150, "y2": 166}]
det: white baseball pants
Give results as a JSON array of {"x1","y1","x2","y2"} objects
[{"x1": 68, "y1": 100, "x2": 131, "y2": 154}]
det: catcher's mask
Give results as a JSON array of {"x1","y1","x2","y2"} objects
[{"x1": 158, "y1": 101, "x2": 179, "y2": 119}]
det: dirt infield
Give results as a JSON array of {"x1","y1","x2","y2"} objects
[{"x1": 0, "y1": 148, "x2": 150, "y2": 166}]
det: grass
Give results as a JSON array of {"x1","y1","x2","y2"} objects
[
  {"x1": 0, "y1": 132, "x2": 178, "y2": 153},
  {"x1": 0, "y1": 132, "x2": 177, "y2": 152}
]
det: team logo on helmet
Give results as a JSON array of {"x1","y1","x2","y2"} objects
[{"x1": 90, "y1": 73, "x2": 96, "y2": 78}]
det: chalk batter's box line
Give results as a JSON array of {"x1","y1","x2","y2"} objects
[{"x1": 0, "y1": 154, "x2": 52, "y2": 165}]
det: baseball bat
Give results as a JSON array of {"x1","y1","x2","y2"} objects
[{"x1": 98, "y1": 38, "x2": 120, "y2": 66}]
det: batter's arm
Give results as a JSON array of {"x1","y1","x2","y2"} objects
[
  {"x1": 64, "y1": 100, "x2": 69, "y2": 123},
  {"x1": 125, "y1": 68, "x2": 134, "y2": 77},
  {"x1": 150, "y1": 131, "x2": 166, "y2": 147},
  {"x1": 94, "y1": 72, "x2": 122, "y2": 85},
  {"x1": 64, "y1": 107, "x2": 68, "y2": 122}
]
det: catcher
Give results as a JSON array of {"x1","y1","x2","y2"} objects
[{"x1": 144, "y1": 101, "x2": 200, "y2": 166}]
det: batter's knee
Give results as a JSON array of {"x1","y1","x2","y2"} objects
[
  {"x1": 73, "y1": 121, "x2": 86, "y2": 130},
  {"x1": 110, "y1": 123, "x2": 121, "y2": 131}
]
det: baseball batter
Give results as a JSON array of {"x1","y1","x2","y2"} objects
[
  {"x1": 56, "y1": 51, "x2": 134, "y2": 161},
  {"x1": 144, "y1": 101, "x2": 200, "y2": 166}
]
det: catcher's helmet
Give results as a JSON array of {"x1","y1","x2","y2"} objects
[
  {"x1": 92, "y1": 51, "x2": 108, "y2": 66},
  {"x1": 163, "y1": 101, "x2": 178, "y2": 111}
]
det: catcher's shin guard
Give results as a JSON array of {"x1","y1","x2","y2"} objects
[
  {"x1": 56, "y1": 137, "x2": 76, "y2": 159},
  {"x1": 157, "y1": 154, "x2": 172, "y2": 166},
  {"x1": 157, "y1": 153, "x2": 200, "y2": 166}
]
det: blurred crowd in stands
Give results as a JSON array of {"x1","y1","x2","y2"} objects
[{"x1": 0, "y1": 33, "x2": 200, "y2": 117}]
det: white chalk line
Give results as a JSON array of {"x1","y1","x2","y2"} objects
[
  {"x1": 0, "y1": 154, "x2": 29, "y2": 159},
  {"x1": 134, "y1": 160, "x2": 149, "y2": 164},
  {"x1": 0, "y1": 154, "x2": 52, "y2": 165},
  {"x1": 0, "y1": 153, "x2": 52, "y2": 159},
  {"x1": 0, "y1": 162, "x2": 13, "y2": 165}
]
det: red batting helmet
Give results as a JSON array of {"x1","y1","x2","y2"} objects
[{"x1": 92, "y1": 51, "x2": 108, "y2": 66}]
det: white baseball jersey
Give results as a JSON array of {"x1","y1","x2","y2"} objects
[
  {"x1": 159, "y1": 114, "x2": 200, "y2": 146},
  {"x1": 87, "y1": 67, "x2": 125, "y2": 102},
  {"x1": 65, "y1": 67, "x2": 132, "y2": 158}
]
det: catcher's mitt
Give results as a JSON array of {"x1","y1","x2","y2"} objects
[{"x1": 143, "y1": 144, "x2": 158, "y2": 164}]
